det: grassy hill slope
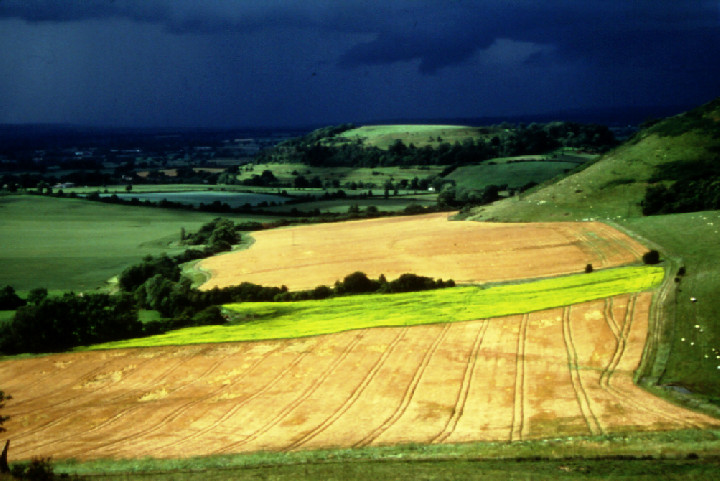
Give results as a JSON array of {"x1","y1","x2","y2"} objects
[
  {"x1": 463, "y1": 97, "x2": 720, "y2": 409},
  {"x1": 466, "y1": 97, "x2": 720, "y2": 222},
  {"x1": 332, "y1": 124, "x2": 494, "y2": 149}
]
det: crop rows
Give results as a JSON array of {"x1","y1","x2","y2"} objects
[{"x1": 2, "y1": 293, "x2": 719, "y2": 461}]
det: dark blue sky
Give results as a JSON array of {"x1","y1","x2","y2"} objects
[{"x1": 1, "y1": 0, "x2": 719, "y2": 128}]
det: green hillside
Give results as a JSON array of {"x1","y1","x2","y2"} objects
[
  {"x1": 464, "y1": 97, "x2": 720, "y2": 410},
  {"x1": 466, "y1": 97, "x2": 720, "y2": 222}
]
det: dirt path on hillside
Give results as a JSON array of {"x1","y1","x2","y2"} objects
[
  {"x1": 1, "y1": 293, "x2": 718, "y2": 461},
  {"x1": 198, "y1": 213, "x2": 648, "y2": 291}
]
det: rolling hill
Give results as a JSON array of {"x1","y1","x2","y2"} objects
[
  {"x1": 465, "y1": 96, "x2": 720, "y2": 407},
  {"x1": 465, "y1": 97, "x2": 720, "y2": 222}
]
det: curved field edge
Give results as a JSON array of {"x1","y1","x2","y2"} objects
[
  {"x1": 90, "y1": 266, "x2": 663, "y2": 350},
  {"x1": 614, "y1": 212, "x2": 720, "y2": 419},
  {"x1": 50, "y1": 430, "x2": 720, "y2": 478}
]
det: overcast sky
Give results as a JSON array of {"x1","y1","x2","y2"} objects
[{"x1": 1, "y1": 0, "x2": 719, "y2": 128}]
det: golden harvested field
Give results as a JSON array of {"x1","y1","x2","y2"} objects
[
  {"x1": 2, "y1": 293, "x2": 719, "y2": 461},
  {"x1": 198, "y1": 213, "x2": 647, "y2": 290}
]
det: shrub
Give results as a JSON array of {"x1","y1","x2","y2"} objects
[
  {"x1": 642, "y1": 250, "x2": 661, "y2": 265},
  {"x1": 0, "y1": 285, "x2": 26, "y2": 310}
]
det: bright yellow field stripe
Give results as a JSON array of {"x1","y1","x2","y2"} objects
[{"x1": 92, "y1": 266, "x2": 663, "y2": 350}]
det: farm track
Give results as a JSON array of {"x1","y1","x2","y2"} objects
[
  {"x1": 561, "y1": 306, "x2": 604, "y2": 436},
  {"x1": 215, "y1": 333, "x2": 364, "y2": 454},
  {"x1": 7, "y1": 351, "x2": 191, "y2": 452},
  {"x1": 601, "y1": 295, "x2": 706, "y2": 430},
  {"x1": 284, "y1": 327, "x2": 410, "y2": 451},
  {"x1": 431, "y1": 318, "x2": 490, "y2": 444},
  {"x1": 17, "y1": 346, "x2": 237, "y2": 454},
  {"x1": 134, "y1": 339, "x2": 327, "y2": 458},
  {"x1": 353, "y1": 324, "x2": 452, "y2": 448},
  {"x1": 510, "y1": 314, "x2": 529, "y2": 441}
]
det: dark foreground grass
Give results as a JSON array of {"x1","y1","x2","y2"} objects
[{"x1": 49, "y1": 430, "x2": 720, "y2": 480}]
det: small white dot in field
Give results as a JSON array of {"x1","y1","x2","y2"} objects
[
  {"x1": 681, "y1": 338, "x2": 686, "y2": 342},
  {"x1": 705, "y1": 355, "x2": 709, "y2": 358},
  {"x1": 691, "y1": 342, "x2": 695, "y2": 346},
  {"x1": 695, "y1": 324, "x2": 700, "y2": 328}
]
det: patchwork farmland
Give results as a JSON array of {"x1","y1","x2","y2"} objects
[
  {"x1": 2, "y1": 213, "x2": 718, "y2": 464},
  {"x1": 2, "y1": 294, "x2": 719, "y2": 461}
]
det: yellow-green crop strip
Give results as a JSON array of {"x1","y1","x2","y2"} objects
[{"x1": 91, "y1": 266, "x2": 664, "y2": 350}]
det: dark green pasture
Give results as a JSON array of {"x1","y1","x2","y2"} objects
[{"x1": 0, "y1": 195, "x2": 270, "y2": 292}]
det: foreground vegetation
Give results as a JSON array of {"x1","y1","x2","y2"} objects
[
  {"x1": 40, "y1": 429, "x2": 720, "y2": 480},
  {"x1": 92, "y1": 266, "x2": 663, "y2": 350}
]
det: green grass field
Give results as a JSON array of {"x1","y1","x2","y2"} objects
[
  {"x1": 91, "y1": 266, "x2": 663, "y2": 350},
  {"x1": 234, "y1": 163, "x2": 443, "y2": 187},
  {"x1": 49, "y1": 429, "x2": 720, "y2": 480},
  {"x1": 333, "y1": 124, "x2": 495, "y2": 149},
  {"x1": 620, "y1": 211, "x2": 720, "y2": 403},
  {"x1": 446, "y1": 159, "x2": 580, "y2": 191},
  {"x1": 0, "y1": 195, "x2": 272, "y2": 292}
]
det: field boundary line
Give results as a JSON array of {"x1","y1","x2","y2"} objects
[
  {"x1": 431, "y1": 318, "x2": 490, "y2": 444},
  {"x1": 510, "y1": 314, "x2": 529, "y2": 441},
  {"x1": 217, "y1": 333, "x2": 365, "y2": 453},
  {"x1": 354, "y1": 323, "x2": 452, "y2": 447},
  {"x1": 286, "y1": 327, "x2": 410, "y2": 451},
  {"x1": 600, "y1": 295, "x2": 703, "y2": 429},
  {"x1": 562, "y1": 306, "x2": 603, "y2": 436}
]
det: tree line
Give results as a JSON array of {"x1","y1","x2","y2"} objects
[
  {"x1": 642, "y1": 158, "x2": 720, "y2": 215},
  {"x1": 256, "y1": 122, "x2": 616, "y2": 168},
  {"x1": 0, "y1": 218, "x2": 454, "y2": 355}
]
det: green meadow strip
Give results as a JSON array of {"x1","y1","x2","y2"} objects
[{"x1": 92, "y1": 266, "x2": 663, "y2": 350}]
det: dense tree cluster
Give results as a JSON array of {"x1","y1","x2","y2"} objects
[
  {"x1": 642, "y1": 158, "x2": 720, "y2": 215},
  {"x1": 0, "y1": 285, "x2": 26, "y2": 310},
  {"x1": 256, "y1": 122, "x2": 615, "y2": 168},
  {"x1": 0, "y1": 293, "x2": 141, "y2": 354},
  {"x1": 0, "y1": 215, "x2": 455, "y2": 354}
]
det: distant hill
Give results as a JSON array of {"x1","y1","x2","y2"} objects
[{"x1": 465, "y1": 97, "x2": 720, "y2": 222}]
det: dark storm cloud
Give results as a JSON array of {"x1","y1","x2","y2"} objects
[
  {"x1": 1, "y1": 1, "x2": 719, "y2": 127},
  {"x1": 2, "y1": 1, "x2": 718, "y2": 74}
]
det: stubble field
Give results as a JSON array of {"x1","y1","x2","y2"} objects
[
  {"x1": 2, "y1": 293, "x2": 719, "y2": 461},
  {"x1": 198, "y1": 212, "x2": 647, "y2": 290}
]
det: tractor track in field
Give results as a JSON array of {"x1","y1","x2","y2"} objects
[
  {"x1": 599, "y1": 295, "x2": 704, "y2": 429},
  {"x1": 354, "y1": 323, "x2": 452, "y2": 448},
  {"x1": 10, "y1": 353, "x2": 193, "y2": 451},
  {"x1": 24, "y1": 343, "x2": 263, "y2": 456},
  {"x1": 509, "y1": 314, "x2": 530, "y2": 441},
  {"x1": 285, "y1": 327, "x2": 410, "y2": 451},
  {"x1": 215, "y1": 333, "x2": 365, "y2": 453},
  {"x1": 81, "y1": 338, "x2": 327, "y2": 458},
  {"x1": 431, "y1": 318, "x2": 490, "y2": 444},
  {"x1": 6, "y1": 353, "x2": 148, "y2": 411},
  {"x1": 562, "y1": 306, "x2": 603, "y2": 436}
]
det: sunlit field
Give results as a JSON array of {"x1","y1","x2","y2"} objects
[{"x1": 93, "y1": 266, "x2": 663, "y2": 349}]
